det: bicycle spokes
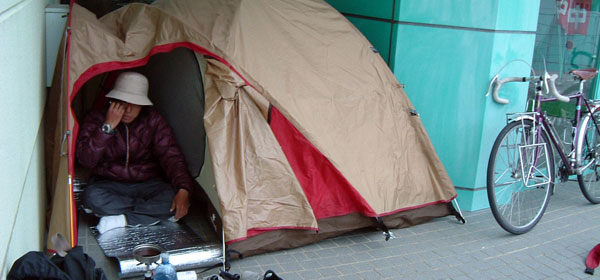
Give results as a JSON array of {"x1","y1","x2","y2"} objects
[{"x1": 487, "y1": 120, "x2": 553, "y2": 234}]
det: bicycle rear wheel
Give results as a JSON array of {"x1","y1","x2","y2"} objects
[
  {"x1": 487, "y1": 119, "x2": 554, "y2": 234},
  {"x1": 577, "y1": 109, "x2": 600, "y2": 204}
]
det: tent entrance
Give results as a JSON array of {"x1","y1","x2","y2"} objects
[{"x1": 71, "y1": 47, "x2": 224, "y2": 277}]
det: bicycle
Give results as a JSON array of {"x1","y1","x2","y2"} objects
[{"x1": 486, "y1": 66, "x2": 600, "y2": 234}]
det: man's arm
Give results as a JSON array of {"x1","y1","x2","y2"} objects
[
  {"x1": 151, "y1": 112, "x2": 196, "y2": 219},
  {"x1": 76, "y1": 110, "x2": 115, "y2": 169}
]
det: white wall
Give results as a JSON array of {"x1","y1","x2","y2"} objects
[{"x1": 0, "y1": 0, "x2": 50, "y2": 277}]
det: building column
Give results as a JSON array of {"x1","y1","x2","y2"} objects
[{"x1": 328, "y1": 0, "x2": 541, "y2": 211}]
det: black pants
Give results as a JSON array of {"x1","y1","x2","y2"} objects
[{"x1": 82, "y1": 178, "x2": 175, "y2": 226}]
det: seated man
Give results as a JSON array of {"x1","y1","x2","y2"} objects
[{"x1": 77, "y1": 72, "x2": 195, "y2": 234}]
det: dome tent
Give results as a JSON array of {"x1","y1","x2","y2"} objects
[{"x1": 45, "y1": 0, "x2": 463, "y2": 261}]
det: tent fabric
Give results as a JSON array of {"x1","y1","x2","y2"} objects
[
  {"x1": 47, "y1": 0, "x2": 458, "y2": 251},
  {"x1": 46, "y1": 37, "x2": 77, "y2": 250},
  {"x1": 269, "y1": 106, "x2": 377, "y2": 219},
  {"x1": 203, "y1": 59, "x2": 318, "y2": 242}
]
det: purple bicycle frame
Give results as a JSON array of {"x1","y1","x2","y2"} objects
[{"x1": 534, "y1": 91, "x2": 597, "y2": 175}]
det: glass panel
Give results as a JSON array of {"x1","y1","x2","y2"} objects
[
  {"x1": 532, "y1": 0, "x2": 600, "y2": 105},
  {"x1": 532, "y1": 0, "x2": 600, "y2": 157}
]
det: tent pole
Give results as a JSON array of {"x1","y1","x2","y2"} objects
[
  {"x1": 221, "y1": 227, "x2": 226, "y2": 271},
  {"x1": 452, "y1": 199, "x2": 466, "y2": 223}
]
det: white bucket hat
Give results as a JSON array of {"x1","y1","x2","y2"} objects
[{"x1": 106, "y1": 72, "x2": 153, "y2": 106}]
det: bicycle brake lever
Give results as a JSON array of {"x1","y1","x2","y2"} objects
[{"x1": 543, "y1": 71, "x2": 550, "y2": 93}]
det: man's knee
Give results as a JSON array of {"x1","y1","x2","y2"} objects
[
  {"x1": 82, "y1": 182, "x2": 131, "y2": 215},
  {"x1": 140, "y1": 180, "x2": 176, "y2": 202},
  {"x1": 81, "y1": 184, "x2": 105, "y2": 210}
]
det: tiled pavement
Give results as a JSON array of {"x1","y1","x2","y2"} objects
[{"x1": 82, "y1": 180, "x2": 600, "y2": 279}]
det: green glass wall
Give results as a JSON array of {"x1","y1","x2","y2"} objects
[
  {"x1": 326, "y1": 0, "x2": 541, "y2": 210},
  {"x1": 533, "y1": 1, "x2": 600, "y2": 108}
]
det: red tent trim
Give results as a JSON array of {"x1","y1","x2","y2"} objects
[
  {"x1": 226, "y1": 226, "x2": 319, "y2": 245},
  {"x1": 66, "y1": 2, "x2": 77, "y2": 247},
  {"x1": 66, "y1": 42, "x2": 252, "y2": 247},
  {"x1": 377, "y1": 195, "x2": 457, "y2": 217},
  {"x1": 68, "y1": 42, "x2": 253, "y2": 176}
]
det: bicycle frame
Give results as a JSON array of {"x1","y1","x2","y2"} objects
[{"x1": 525, "y1": 78, "x2": 600, "y2": 176}]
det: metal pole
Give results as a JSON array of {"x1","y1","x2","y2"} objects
[
  {"x1": 452, "y1": 199, "x2": 466, "y2": 223},
  {"x1": 222, "y1": 227, "x2": 226, "y2": 271}
]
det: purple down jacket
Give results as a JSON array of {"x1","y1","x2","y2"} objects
[{"x1": 76, "y1": 108, "x2": 195, "y2": 193}]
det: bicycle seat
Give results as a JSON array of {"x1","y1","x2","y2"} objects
[{"x1": 570, "y1": 68, "x2": 598, "y2": 80}]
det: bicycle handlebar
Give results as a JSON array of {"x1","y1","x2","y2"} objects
[
  {"x1": 491, "y1": 77, "x2": 529, "y2": 104},
  {"x1": 545, "y1": 73, "x2": 569, "y2": 102},
  {"x1": 487, "y1": 72, "x2": 569, "y2": 104}
]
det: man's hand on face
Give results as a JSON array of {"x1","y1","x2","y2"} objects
[
  {"x1": 105, "y1": 101, "x2": 125, "y2": 128},
  {"x1": 170, "y1": 189, "x2": 190, "y2": 220}
]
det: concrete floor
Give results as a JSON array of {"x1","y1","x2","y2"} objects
[{"x1": 81, "y1": 180, "x2": 600, "y2": 279}]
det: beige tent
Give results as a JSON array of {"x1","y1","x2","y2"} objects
[{"x1": 45, "y1": 0, "x2": 462, "y2": 256}]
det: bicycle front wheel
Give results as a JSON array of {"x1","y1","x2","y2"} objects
[
  {"x1": 487, "y1": 119, "x2": 554, "y2": 234},
  {"x1": 577, "y1": 109, "x2": 600, "y2": 204}
]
